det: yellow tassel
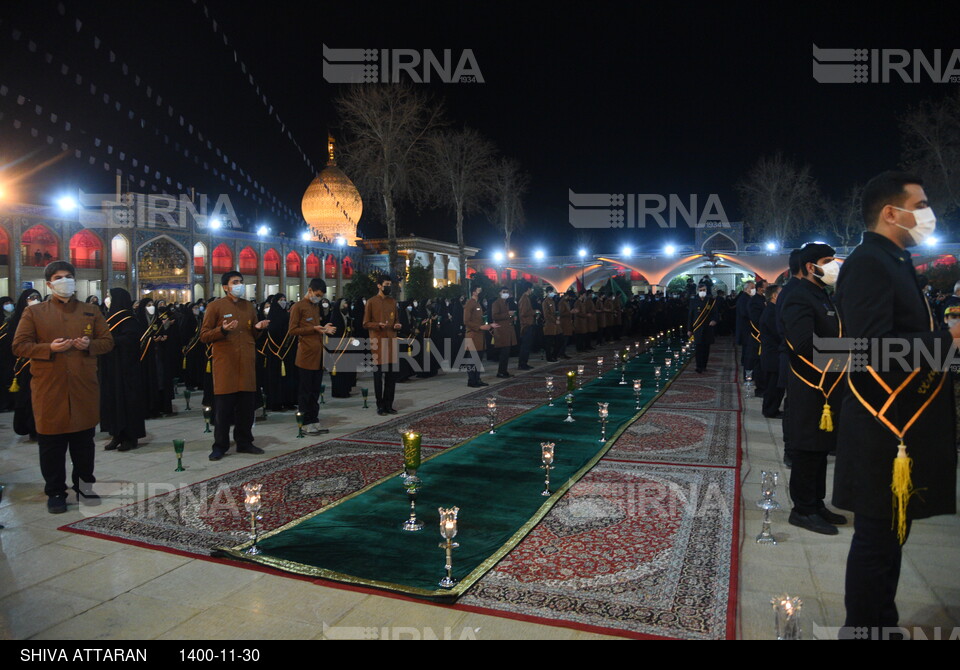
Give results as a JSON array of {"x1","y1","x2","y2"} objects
[
  {"x1": 331, "y1": 365, "x2": 336, "y2": 376},
  {"x1": 182, "y1": 356, "x2": 187, "y2": 370},
  {"x1": 8, "y1": 377, "x2": 19, "y2": 393},
  {"x1": 891, "y1": 441, "x2": 914, "y2": 545},
  {"x1": 281, "y1": 362, "x2": 286, "y2": 377},
  {"x1": 205, "y1": 360, "x2": 211, "y2": 373},
  {"x1": 819, "y1": 402, "x2": 834, "y2": 432}
]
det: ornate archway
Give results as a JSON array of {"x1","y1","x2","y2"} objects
[{"x1": 137, "y1": 236, "x2": 190, "y2": 301}]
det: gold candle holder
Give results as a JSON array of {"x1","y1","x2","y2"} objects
[
  {"x1": 438, "y1": 507, "x2": 460, "y2": 588},
  {"x1": 540, "y1": 442, "x2": 555, "y2": 495}
]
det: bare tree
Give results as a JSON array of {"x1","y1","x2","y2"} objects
[
  {"x1": 828, "y1": 183, "x2": 864, "y2": 250},
  {"x1": 335, "y1": 84, "x2": 445, "y2": 281},
  {"x1": 900, "y1": 89, "x2": 960, "y2": 224},
  {"x1": 489, "y1": 157, "x2": 529, "y2": 253},
  {"x1": 736, "y1": 153, "x2": 821, "y2": 245},
  {"x1": 426, "y1": 127, "x2": 497, "y2": 293}
]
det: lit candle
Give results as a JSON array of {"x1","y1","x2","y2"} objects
[
  {"x1": 541, "y1": 441, "x2": 555, "y2": 465},
  {"x1": 566, "y1": 370, "x2": 576, "y2": 391}
]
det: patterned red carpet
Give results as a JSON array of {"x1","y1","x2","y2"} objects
[{"x1": 63, "y1": 341, "x2": 741, "y2": 639}]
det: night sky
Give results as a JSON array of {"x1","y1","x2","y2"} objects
[{"x1": 1, "y1": 0, "x2": 957, "y2": 257}]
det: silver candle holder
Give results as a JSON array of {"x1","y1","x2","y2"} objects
[
  {"x1": 486, "y1": 397, "x2": 497, "y2": 435},
  {"x1": 242, "y1": 482, "x2": 263, "y2": 555},
  {"x1": 540, "y1": 441, "x2": 555, "y2": 496},
  {"x1": 438, "y1": 507, "x2": 460, "y2": 588},
  {"x1": 545, "y1": 376, "x2": 555, "y2": 407},
  {"x1": 564, "y1": 393, "x2": 576, "y2": 422},
  {"x1": 597, "y1": 402, "x2": 609, "y2": 442},
  {"x1": 576, "y1": 365, "x2": 585, "y2": 390},
  {"x1": 633, "y1": 379, "x2": 642, "y2": 409},
  {"x1": 654, "y1": 365, "x2": 662, "y2": 392},
  {"x1": 596, "y1": 356, "x2": 604, "y2": 379},
  {"x1": 619, "y1": 350, "x2": 628, "y2": 385}
]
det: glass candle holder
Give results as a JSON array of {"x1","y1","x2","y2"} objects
[
  {"x1": 487, "y1": 397, "x2": 497, "y2": 434},
  {"x1": 202, "y1": 405, "x2": 213, "y2": 433},
  {"x1": 295, "y1": 411, "x2": 305, "y2": 438},
  {"x1": 173, "y1": 439, "x2": 185, "y2": 472},
  {"x1": 545, "y1": 376, "x2": 555, "y2": 406},
  {"x1": 597, "y1": 357, "x2": 604, "y2": 379},
  {"x1": 541, "y1": 441, "x2": 556, "y2": 496},
  {"x1": 597, "y1": 402, "x2": 609, "y2": 442},
  {"x1": 242, "y1": 482, "x2": 263, "y2": 555},
  {"x1": 576, "y1": 365, "x2": 585, "y2": 390},
  {"x1": 633, "y1": 379, "x2": 642, "y2": 409}
]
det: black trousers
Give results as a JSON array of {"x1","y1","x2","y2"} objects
[
  {"x1": 373, "y1": 364, "x2": 397, "y2": 410},
  {"x1": 843, "y1": 514, "x2": 912, "y2": 633},
  {"x1": 694, "y1": 337, "x2": 711, "y2": 370},
  {"x1": 497, "y1": 347, "x2": 510, "y2": 375},
  {"x1": 297, "y1": 365, "x2": 324, "y2": 425},
  {"x1": 213, "y1": 391, "x2": 256, "y2": 454},
  {"x1": 762, "y1": 371, "x2": 784, "y2": 416},
  {"x1": 38, "y1": 428, "x2": 95, "y2": 497},
  {"x1": 555, "y1": 334, "x2": 568, "y2": 358},
  {"x1": 518, "y1": 327, "x2": 535, "y2": 366},
  {"x1": 786, "y1": 449, "x2": 828, "y2": 515}
]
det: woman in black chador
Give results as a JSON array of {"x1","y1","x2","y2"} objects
[
  {"x1": 8, "y1": 288, "x2": 43, "y2": 440},
  {"x1": 101, "y1": 288, "x2": 147, "y2": 451},
  {"x1": 261, "y1": 294, "x2": 298, "y2": 411}
]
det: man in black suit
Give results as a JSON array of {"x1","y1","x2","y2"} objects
[
  {"x1": 781, "y1": 242, "x2": 848, "y2": 536},
  {"x1": 687, "y1": 285, "x2": 719, "y2": 373},
  {"x1": 835, "y1": 171, "x2": 959, "y2": 635},
  {"x1": 758, "y1": 284, "x2": 783, "y2": 418}
]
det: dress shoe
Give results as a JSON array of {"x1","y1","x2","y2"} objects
[
  {"x1": 377, "y1": 409, "x2": 387, "y2": 416},
  {"x1": 47, "y1": 495, "x2": 68, "y2": 514},
  {"x1": 496, "y1": 372, "x2": 512, "y2": 378},
  {"x1": 208, "y1": 450, "x2": 225, "y2": 461},
  {"x1": 117, "y1": 440, "x2": 138, "y2": 452},
  {"x1": 560, "y1": 354, "x2": 571, "y2": 359},
  {"x1": 817, "y1": 507, "x2": 848, "y2": 525},
  {"x1": 104, "y1": 437, "x2": 120, "y2": 451},
  {"x1": 696, "y1": 368, "x2": 704, "y2": 374},
  {"x1": 387, "y1": 408, "x2": 398, "y2": 414},
  {"x1": 475, "y1": 380, "x2": 489, "y2": 386},
  {"x1": 237, "y1": 445, "x2": 265, "y2": 455},
  {"x1": 763, "y1": 411, "x2": 784, "y2": 419},
  {"x1": 518, "y1": 364, "x2": 533, "y2": 370},
  {"x1": 788, "y1": 510, "x2": 838, "y2": 535}
]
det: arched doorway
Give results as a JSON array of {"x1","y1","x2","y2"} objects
[
  {"x1": 69, "y1": 230, "x2": 103, "y2": 270},
  {"x1": 212, "y1": 243, "x2": 233, "y2": 274},
  {"x1": 193, "y1": 242, "x2": 207, "y2": 274},
  {"x1": 306, "y1": 253, "x2": 320, "y2": 278},
  {"x1": 239, "y1": 246, "x2": 258, "y2": 275},
  {"x1": 21, "y1": 224, "x2": 59, "y2": 267},
  {"x1": 112, "y1": 235, "x2": 130, "y2": 271},
  {"x1": 137, "y1": 236, "x2": 190, "y2": 302},
  {"x1": 264, "y1": 248, "x2": 280, "y2": 277}
]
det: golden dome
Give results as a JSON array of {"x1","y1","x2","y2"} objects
[{"x1": 301, "y1": 134, "x2": 362, "y2": 244}]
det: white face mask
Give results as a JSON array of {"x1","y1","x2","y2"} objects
[
  {"x1": 3, "y1": 304, "x2": 13, "y2": 313},
  {"x1": 698, "y1": 290, "x2": 707, "y2": 298},
  {"x1": 948, "y1": 318, "x2": 960, "y2": 328},
  {"x1": 264, "y1": 306, "x2": 271, "y2": 315},
  {"x1": 278, "y1": 300, "x2": 287, "y2": 309},
  {"x1": 406, "y1": 305, "x2": 413, "y2": 312},
  {"x1": 230, "y1": 283, "x2": 245, "y2": 298},
  {"x1": 412, "y1": 301, "x2": 418, "y2": 308},
  {"x1": 814, "y1": 259, "x2": 841, "y2": 286},
  {"x1": 104, "y1": 296, "x2": 111, "y2": 309},
  {"x1": 48, "y1": 277, "x2": 76, "y2": 299},
  {"x1": 501, "y1": 292, "x2": 509, "y2": 300},
  {"x1": 747, "y1": 288, "x2": 756, "y2": 297},
  {"x1": 893, "y1": 206, "x2": 937, "y2": 246},
  {"x1": 27, "y1": 298, "x2": 40, "y2": 307},
  {"x1": 146, "y1": 305, "x2": 156, "y2": 315}
]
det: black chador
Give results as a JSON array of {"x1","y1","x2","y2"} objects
[{"x1": 100, "y1": 289, "x2": 147, "y2": 451}]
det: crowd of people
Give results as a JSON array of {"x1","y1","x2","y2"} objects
[{"x1": 2, "y1": 170, "x2": 957, "y2": 636}]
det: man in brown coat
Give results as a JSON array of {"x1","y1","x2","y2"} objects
[
  {"x1": 491, "y1": 286, "x2": 517, "y2": 377},
  {"x1": 12, "y1": 261, "x2": 113, "y2": 513},
  {"x1": 463, "y1": 284, "x2": 497, "y2": 387},
  {"x1": 289, "y1": 278, "x2": 337, "y2": 434},
  {"x1": 542, "y1": 288, "x2": 560, "y2": 362},
  {"x1": 200, "y1": 271, "x2": 270, "y2": 460},
  {"x1": 363, "y1": 275, "x2": 402, "y2": 415}
]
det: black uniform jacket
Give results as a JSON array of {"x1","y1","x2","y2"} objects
[{"x1": 834, "y1": 231, "x2": 957, "y2": 519}]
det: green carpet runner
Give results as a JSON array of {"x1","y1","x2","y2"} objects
[{"x1": 217, "y1": 339, "x2": 689, "y2": 599}]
